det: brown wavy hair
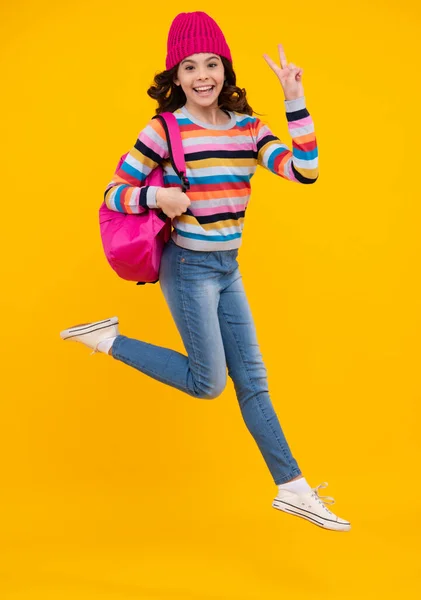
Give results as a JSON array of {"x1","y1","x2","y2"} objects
[{"x1": 147, "y1": 56, "x2": 258, "y2": 116}]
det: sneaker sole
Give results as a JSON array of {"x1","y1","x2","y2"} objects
[
  {"x1": 272, "y1": 499, "x2": 351, "y2": 532},
  {"x1": 60, "y1": 317, "x2": 119, "y2": 340}
]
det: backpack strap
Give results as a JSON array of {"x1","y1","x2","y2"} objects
[
  {"x1": 153, "y1": 112, "x2": 190, "y2": 193},
  {"x1": 116, "y1": 113, "x2": 189, "y2": 193}
]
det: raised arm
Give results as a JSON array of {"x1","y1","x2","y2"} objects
[
  {"x1": 255, "y1": 96, "x2": 318, "y2": 184},
  {"x1": 258, "y1": 43, "x2": 318, "y2": 183}
]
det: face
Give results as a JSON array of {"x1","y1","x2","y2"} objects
[{"x1": 174, "y1": 53, "x2": 225, "y2": 109}]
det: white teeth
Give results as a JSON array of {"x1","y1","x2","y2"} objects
[{"x1": 194, "y1": 86, "x2": 213, "y2": 91}]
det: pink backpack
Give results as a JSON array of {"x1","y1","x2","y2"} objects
[{"x1": 99, "y1": 112, "x2": 189, "y2": 285}]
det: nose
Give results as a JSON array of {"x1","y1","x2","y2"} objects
[{"x1": 197, "y1": 68, "x2": 209, "y2": 81}]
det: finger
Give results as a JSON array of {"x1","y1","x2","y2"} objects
[
  {"x1": 287, "y1": 66, "x2": 300, "y2": 78},
  {"x1": 278, "y1": 44, "x2": 288, "y2": 69},
  {"x1": 263, "y1": 54, "x2": 281, "y2": 74}
]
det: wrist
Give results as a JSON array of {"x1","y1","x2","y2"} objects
[
  {"x1": 284, "y1": 94, "x2": 303, "y2": 101},
  {"x1": 284, "y1": 96, "x2": 306, "y2": 112}
]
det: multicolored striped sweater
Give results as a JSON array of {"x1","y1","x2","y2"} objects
[{"x1": 104, "y1": 96, "x2": 318, "y2": 251}]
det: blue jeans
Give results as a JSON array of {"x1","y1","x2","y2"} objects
[{"x1": 111, "y1": 238, "x2": 302, "y2": 485}]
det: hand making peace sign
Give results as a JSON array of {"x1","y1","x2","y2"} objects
[{"x1": 263, "y1": 43, "x2": 304, "y2": 101}]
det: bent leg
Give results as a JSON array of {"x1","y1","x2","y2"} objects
[{"x1": 111, "y1": 241, "x2": 227, "y2": 399}]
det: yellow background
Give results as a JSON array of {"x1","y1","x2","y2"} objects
[{"x1": 1, "y1": 0, "x2": 420, "y2": 598}]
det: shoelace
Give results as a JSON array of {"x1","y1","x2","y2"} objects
[{"x1": 311, "y1": 482, "x2": 335, "y2": 513}]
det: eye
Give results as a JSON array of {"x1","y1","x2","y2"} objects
[
  {"x1": 185, "y1": 66, "x2": 194, "y2": 71},
  {"x1": 209, "y1": 63, "x2": 217, "y2": 68}
]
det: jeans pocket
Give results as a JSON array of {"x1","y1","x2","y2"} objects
[{"x1": 180, "y1": 249, "x2": 212, "y2": 266}]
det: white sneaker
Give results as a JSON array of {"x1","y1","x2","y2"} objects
[
  {"x1": 272, "y1": 482, "x2": 351, "y2": 532},
  {"x1": 60, "y1": 317, "x2": 119, "y2": 355}
]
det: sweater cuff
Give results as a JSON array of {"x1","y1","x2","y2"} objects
[
  {"x1": 284, "y1": 96, "x2": 306, "y2": 113},
  {"x1": 138, "y1": 185, "x2": 160, "y2": 209},
  {"x1": 146, "y1": 185, "x2": 160, "y2": 209},
  {"x1": 139, "y1": 186, "x2": 159, "y2": 209}
]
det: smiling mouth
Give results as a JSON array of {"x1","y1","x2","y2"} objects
[{"x1": 193, "y1": 85, "x2": 215, "y2": 95}]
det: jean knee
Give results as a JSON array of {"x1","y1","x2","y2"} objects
[{"x1": 195, "y1": 373, "x2": 227, "y2": 400}]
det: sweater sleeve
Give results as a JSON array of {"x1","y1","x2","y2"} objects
[
  {"x1": 104, "y1": 117, "x2": 169, "y2": 213},
  {"x1": 255, "y1": 96, "x2": 319, "y2": 184}
]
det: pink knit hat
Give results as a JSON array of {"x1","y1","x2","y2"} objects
[{"x1": 166, "y1": 11, "x2": 232, "y2": 71}]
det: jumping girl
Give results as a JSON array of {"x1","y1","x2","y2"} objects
[{"x1": 60, "y1": 11, "x2": 350, "y2": 531}]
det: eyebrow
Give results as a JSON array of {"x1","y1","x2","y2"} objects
[{"x1": 181, "y1": 56, "x2": 220, "y2": 65}]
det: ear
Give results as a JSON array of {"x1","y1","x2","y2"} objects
[{"x1": 173, "y1": 78, "x2": 180, "y2": 86}]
